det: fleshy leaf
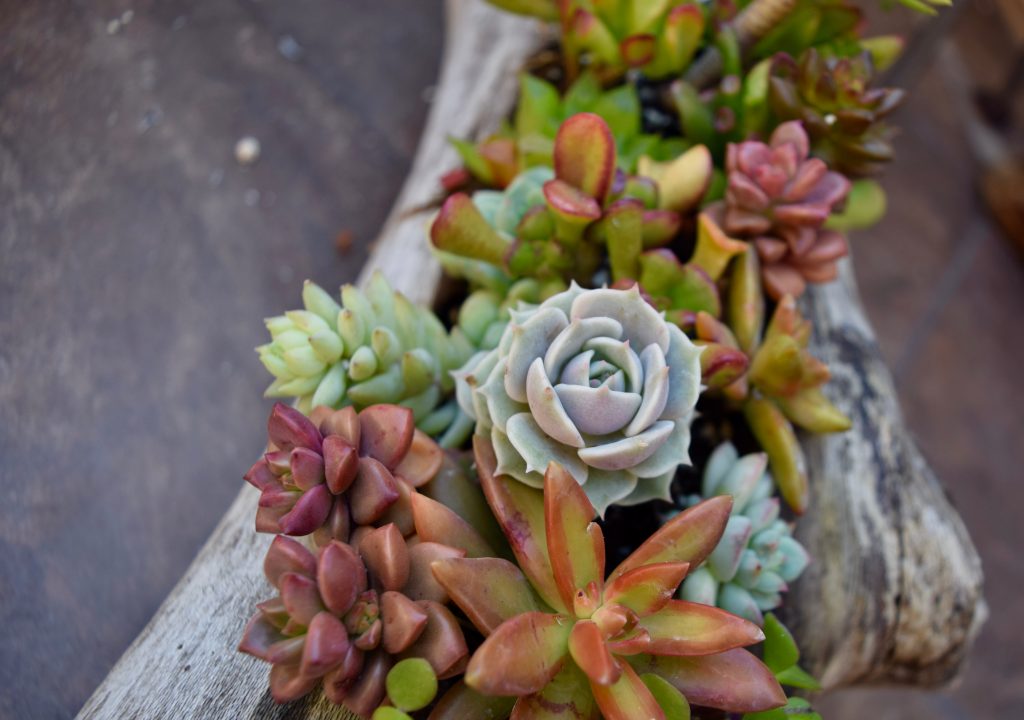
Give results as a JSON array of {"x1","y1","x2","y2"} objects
[
  {"x1": 432, "y1": 557, "x2": 544, "y2": 636},
  {"x1": 411, "y1": 492, "x2": 496, "y2": 559},
  {"x1": 569, "y1": 619, "x2": 622, "y2": 686},
  {"x1": 610, "y1": 496, "x2": 732, "y2": 580},
  {"x1": 475, "y1": 436, "x2": 566, "y2": 612},
  {"x1": 603, "y1": 562, "x2": 690, "y2": 616},
  {"x1": 429, "y1": 681, "x2": 517, "y2": 720},
  {"x1": 544, "y1": 462, "x2": 605, "y2": 610},
  {"x1": 590, "y1": 661, "x2": 666, "y2": 720},
  {"x1": 630, "y1": 648, "x2": 786, "y2": 713},
  {"x1": 464, "y1": 611, "x2": 572, "y2": 696},
  {"x1": 431, "y1": 193, "x2": 512, "y2": 267},
  {"x1": 554, "y1": 113, "x2": 616, "y2": 203},
  {"x1": 744, "y1": 397, "x2": 808, "y2": 514},
  {"x1": 638, "y1": 600, "x2": 765, "y2": 656}
]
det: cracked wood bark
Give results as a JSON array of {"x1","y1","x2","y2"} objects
[{"x1": 76, "y1": 1, "x2": 985, "y2": 718}]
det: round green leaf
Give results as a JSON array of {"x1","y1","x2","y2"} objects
[
  {"x1": 385, "y1": 658, "x2": 438, "y2": 712},
  {"x1": 372, "y1": 708, "x2": 413, "y2": 720}
]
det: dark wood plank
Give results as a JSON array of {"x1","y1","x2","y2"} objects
[{"x1": 0, "y1": 1, "x2": 443, "y2": 718}]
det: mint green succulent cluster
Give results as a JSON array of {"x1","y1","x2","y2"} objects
[
  {"x1": 257, "y1": 272, "x2": 474, "y2": 446},
  {"x1": 678, "y1": 442, "x2": 810, "y2": 625}
]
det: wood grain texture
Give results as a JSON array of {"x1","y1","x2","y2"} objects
[
  {"x1": 76, "y1": 0, "x2": 985, "y2": 717},
  {"x1": 785, "y1": 259, "x2": 986, "y2": 688}
]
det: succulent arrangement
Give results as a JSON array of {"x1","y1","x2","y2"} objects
[{"x1": 236, "y1": 0, "x2": 945, "y2": 716}]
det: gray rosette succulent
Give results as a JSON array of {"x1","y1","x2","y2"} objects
[
  {"x1": 454, "y1": 283, "x2": 702, "y2": 514},
  {"x1": 678, "y1": 442, "x2": 810, "y2": 624}
]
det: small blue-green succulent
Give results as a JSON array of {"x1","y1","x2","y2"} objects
[
  {"x1": 256, "y1": 272, "x2": 474, "y2": 446},
  {"x1": 454, "y1": 282, "x2": 702, "y2": 515},
  {"x1": 678, "y1": 442, "x2": 810, "y2": 624}
]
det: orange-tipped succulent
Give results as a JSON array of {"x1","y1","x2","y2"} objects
[
  {"x1": 244, "y1": 403, "x2": 443, "y2": 544},
  {"x1": 428, "y1": 438, "x2": 786, "y2": 718},
  {"x1": 238, "y1": 530, "x2": 469, "y2": 715}
]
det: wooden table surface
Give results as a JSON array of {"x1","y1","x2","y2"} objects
[{"x1": 1, "y1": 1, "x2": 1021, "y2": 719}]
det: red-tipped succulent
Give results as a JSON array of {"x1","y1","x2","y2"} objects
[
  {"x1": 719, "y1": 121, "x2": 851, "y2": 300},
  {"x1": 239, "y1": 528, "x2": 469, "y2": 715},
  {"x1": 244, "y1": 403, "x2": 443, "y2": 544},
  {"x1": 428, "y1": 438, "x2": 786, "y2": 719}
]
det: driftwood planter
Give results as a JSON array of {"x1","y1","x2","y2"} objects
[{"x1": 76, "y1": 1, "x2": 986, "y2": 718}]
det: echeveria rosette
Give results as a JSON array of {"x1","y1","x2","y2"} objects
[
  {"x1": 427, "y1": 445, "x2": 786, "y2": 719},
  {"x1": 238, "y1": 527, "x2": 469, "y2": 716},
  {"x1": 245, "y1": 402, "x2": 444, "y2": 545},
  {"x1": 676, "y1": 443, "x2": 810, "y2": 625},
  {"x1": 719, "y1": 121, "x2": 852, "y2": 301},
  {"x1": 770, "y1": 49, "x2": 905, "y2": 178},
  {"x1": 454, "y1": 283, "x2": 703, "y2": 515},
  {"x1": 256, "y1": 272, "x2": 473, "y2": 445}
]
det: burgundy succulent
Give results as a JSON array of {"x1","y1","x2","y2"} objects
[
  {"x1": 720, "y1": 121, "x2": 851, "y2": 300},
  {"x1": 244, "y1": 403, "x2": 443, "y2": 545},
  {"x1": 238, "y1": 530, "x2": 469, "y2": 715}
]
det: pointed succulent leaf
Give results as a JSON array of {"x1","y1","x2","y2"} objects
[
  {"x1": 432, "y1": 557, "x2": 543, "y2": 636},
  {"x1": 744, "y1": 397, "x2": 808, "y2": 513},
  {"x1": 508, "y1": 663, "x2": 599, "y2": 720},
  {"x1": 569, "y1": 619, "x2": 622, "y2": 686},
  {"x1": 553, "y1": 113, "x2": 616, "y2": 203},
  {"x1": 638, "y1": 600, "x2": 765, "y2": 656},
  {"x1": 431, "y1": 193, "x2": 511, "y2": 267},
  {"x1": 264, "y1": 535, "x2": 316, "y2": 588},
  {"x1": 410, "y1": 492, "x2": 496, "y2": 558},
  {"x1": 728, "y1": 245, "x2": 765, "y2": 355},
  {"x1": 544, "y1": 462, "x2": 605, "y2": 609},
  {"x1": 630, "y1": 649, "x2": 787, "y2": 713},
  {"x1": 268, "y1": 402, "x2": 322, "y2": 452},
  {"x1": 318, "y1": 540, "x2": 366, "y2": 615},
  {"x1": 360, "y1": 523, "x2": 411, "y2": 592},
  {"x1": 359, "y1": 405, "x2": 416, "y2": 470},
  {"x1": 400, "y1": 601, "x2": 468, "y2": 679},
  {"x1": 590, "y1": 661, "x2": 666, "y2": 720},
  {"x1": 381, "y1": 591, "x2": 429, "y2": 654},
  {"x1": 611, "y1": 496, "x2": 732, "y2": 580},
  {"x1": 405, "y1": 543, "x2": 466, "y2": 605},
  {"x1": 603, "y1": 562, "x2": 690, "y2": 616},
  {"x1": 475, "y1": 437, "x2": 566, "y2": 612},
  {"x1": 774, "y1": 387, "x2": 852, "y2": 433},
  {"x1": 464, "y1": 611, "x2": 572, "y2": 696}
]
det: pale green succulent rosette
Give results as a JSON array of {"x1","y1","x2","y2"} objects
[
  {"x1": 256, "y1": 271, "x2": 475, "y2": 447},
  {"x1": 678, "y1": 442, "x2": 811, "y2": 625},
  {"x1": 455, "y1": 282, "x2": 703, "y2": 515}
]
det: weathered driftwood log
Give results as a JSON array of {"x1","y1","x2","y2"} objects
[{"x1": 76, "y1": 1, "x2": 985, "y2": 718}]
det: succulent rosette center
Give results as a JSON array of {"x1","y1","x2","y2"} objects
[{"x1": 455, "y1": 283, "x2": 702, "y2": 514}]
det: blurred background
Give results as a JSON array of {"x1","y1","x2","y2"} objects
[{"x1": 1, "y1": 0, "x2": 1021, "y2": 718}]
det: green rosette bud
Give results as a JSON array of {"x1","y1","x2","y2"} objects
[{"x1": 257, "y1": 273, "x2": 473, "y2": 445}]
